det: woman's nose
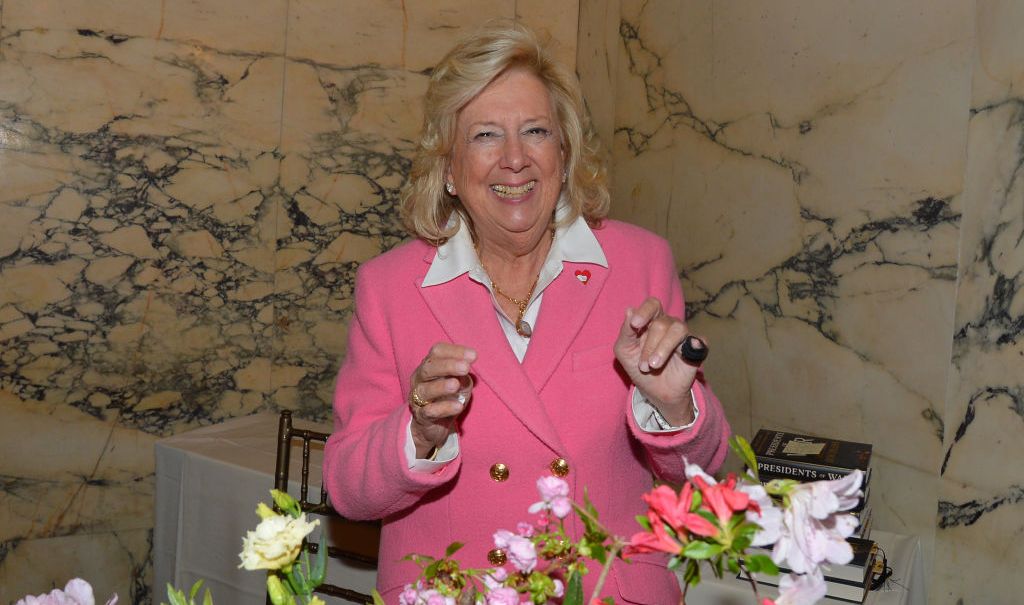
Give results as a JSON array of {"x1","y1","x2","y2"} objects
[{"x1": 499, "y1": 136, "x2": 528, "y2": 171}]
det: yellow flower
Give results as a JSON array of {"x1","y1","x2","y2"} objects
[{"x1": 238, "y1": 512, "x2": 319, "y2": 570}]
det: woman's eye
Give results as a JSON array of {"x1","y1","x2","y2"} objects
[
  {"x1": 525, "y1": 127, "x2": 550, "y2": 137},
  {"x1": 473, "y1": 131, "x2": 497, "y2": 140}
]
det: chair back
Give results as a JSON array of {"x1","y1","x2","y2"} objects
[{"x1": 273, "y1": 410, "x2": 380, "y2": 604}]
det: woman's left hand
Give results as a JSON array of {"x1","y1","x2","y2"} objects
[{"x1": 613, "y1": 297, "x2": 706, "y2": 426}]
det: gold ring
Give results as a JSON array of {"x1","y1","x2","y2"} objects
[{"x1": 410, "y1": 388, "x2": 429, "y2": 408}]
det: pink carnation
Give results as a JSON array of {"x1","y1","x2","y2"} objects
[
  {"x1": 529, "y1": 476, "x2": 572, "y2": 518},
  {"x1": 506, "y1": 535, "x2": 538, "y2": 573},
  {"x1": 485, "y1": 587, "x2": 520, "y2": 605}
]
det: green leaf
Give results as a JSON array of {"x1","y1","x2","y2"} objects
[
  {"x1": 164, "y1": 583, "x2": 186, "y2": 605},
  {"x1": 588, "y1": 542, "x2": 608, "y2": 565},
  {"x1": 311, "y1": 534, "x2": 327, "y2": 586},
  {"x1": 188, "y1": 580, "x2": 203, "y2": 601},
  {"x1": 682, "y1": 560, "x2": 701, "y2": 586},
  {"x1": 201, "y1": 588, "x2": 213, "y2": 605},
  {"x1": 747, "y1": 554, "x2": 779, "y2": 575},
  {"x1": 563, "y1": 570, "x2": 584, "y2": 605},
  {"x1": 711, "y1": 554, "x2": 725, "y2": 578},
  {"x1": 634, "y1": 515, "x2": 652, "y2": 531},
  {"x1": 726, "y1": 556, "x2": 740, "y2": 574},
  {"x1": 682, "y1": 540, "x2": 724, "y2": 559},
  {"x1": 371, "y1": 590, "x2": 387, "y2": 605},
  {"x1": 731, "y1": 533, "x2": 753, "y2": 552},
  {"x1": 445, "y1": 541, "x2": 465, "y2": 557},
  {"x1": 729, "y1": 436, "x2": 758, "y2": 479},
  {"x1": 690, "y1": 490, "x2": 703, "y2": 510},
  {"x1": 424, "y1": 559, "x2": 441, "y2": 580}
]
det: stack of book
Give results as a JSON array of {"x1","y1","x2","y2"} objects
[
  {"x1": 745, "y1": 429, "x2": 877, "y2": 603},
  {"x1": 744, "y1": 537, "x2": 881, "y2": 604},
  {"x1": 749, "y1": 428, "x2": 873, "y2": 540}
]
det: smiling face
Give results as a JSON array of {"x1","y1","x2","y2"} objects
[{"x1": 447, "y1": 67, "x2": 565, "y2": 254}]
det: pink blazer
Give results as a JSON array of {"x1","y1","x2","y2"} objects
[{"x1": 324, "y1": 220, "x2": 731, "y2": 603}]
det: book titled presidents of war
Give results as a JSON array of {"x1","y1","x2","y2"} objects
[{"x1": 750, "y1": 429, "x2": 872, "y2": 481}]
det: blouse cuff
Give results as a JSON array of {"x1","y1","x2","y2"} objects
[{"x1": 631, "y1": 383, "x2": 701, "y2": 433}]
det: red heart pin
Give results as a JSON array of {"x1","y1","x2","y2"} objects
[{"x1": 574, "y1": 269, "x2": 591, "y2": 285}]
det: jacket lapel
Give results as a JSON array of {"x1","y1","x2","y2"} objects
[
  {"x1": 416, "y1": 266, "x2": 567, "y2": 455},
  {"x1": 522, "y1": 263, "x2": 610, "y2": 392}
]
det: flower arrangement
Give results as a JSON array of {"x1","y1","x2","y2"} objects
[
  {"x1": 387, "y1": 436, "x2": 864, "y2": 605},
  {"x1": 22, "y1": 437, "x2": 860, "y2": 605}
]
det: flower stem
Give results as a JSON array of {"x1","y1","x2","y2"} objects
[
  {"x1": 587, "y1": 540, "x2": 624, "y2": 603},
  {"x1": 737, "y1": 562, "x2": 761, "y2": 602}
]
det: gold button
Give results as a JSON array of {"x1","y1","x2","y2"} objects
[
  {"x1": 550, "y1": 457, "x2": 569, "y2": 477},
  {"x1": 489, "y1": 463, "x2": 509, "y2": 482},
  {"x1": 487, "y1": 548, "x2": 507, "y2": 566}
]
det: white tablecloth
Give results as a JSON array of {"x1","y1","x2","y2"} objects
[
  {"x1": 154, "y1": 414, "x2": 924, "y2": 605},
  {"x1": 154, "y1": 413, "x2": 378, "y2": 605}
]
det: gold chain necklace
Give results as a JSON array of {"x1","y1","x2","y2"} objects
[
  {"x1": 476, "y1": 232, "x2": 552, "y2": 338},
  {"x1": 489, "y1": 273, "x2": 539, "y2": 338}
]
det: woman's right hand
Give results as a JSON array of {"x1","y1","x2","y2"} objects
[{"x1": 409, "y1": 342, "x2": 477, "y2": 458}]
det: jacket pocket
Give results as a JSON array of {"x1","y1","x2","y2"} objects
[{"x1": 612, "y1": 553, "x2": 681, "y2": 604}]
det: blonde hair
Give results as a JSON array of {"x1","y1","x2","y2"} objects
[{"x1": 401, "y1": 21, "x2": 609, "y2": 244}]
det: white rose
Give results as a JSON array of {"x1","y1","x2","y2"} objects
[{"x1": 239, "y1": 513, "x2": 320, "y2": 570}]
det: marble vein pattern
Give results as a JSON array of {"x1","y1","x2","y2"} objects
[
  {"x1": 0, "y1": 2, "x2": 579, "y2": 602},
  {"x1": 934, "y1": 2, "x2": 1024, "y2": 601},
  {"x1": 597, "y1": 0, "x2": 977, "y2": 590}
]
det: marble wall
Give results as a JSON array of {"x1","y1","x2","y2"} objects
[
  {"x1": 0, "y1": 2, "x2": 577, "y2": 602},
  {"x1": 578, "y1": 0, "x2": 1022, "y2": 603}
]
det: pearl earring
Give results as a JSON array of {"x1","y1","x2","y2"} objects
[{"x1": 445, "y1": 182, "x2": 456, "y2": 195}]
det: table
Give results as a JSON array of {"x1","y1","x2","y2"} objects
[
  {"x1": 154, "y1": 413, "x2": 378, "y2": 605},
  {"x1": 154, "y1": 414, "x2": 924, "y2": 605}
]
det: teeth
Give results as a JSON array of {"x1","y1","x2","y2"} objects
[{"x1": 491, "y1": 181, "x2": 536, "y2": 197}]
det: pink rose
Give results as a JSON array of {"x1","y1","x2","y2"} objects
[
  {"x1": 550, "y1": 496, "x2": 572, "y2": 519},
  {"x1": 529, "y1": 476, "x2": 571, "y2": 517},
  {"x1": 536, "y1": 476, "x2": 569, "y2": 500},
  {"x1": 485, "y1": 587, "x2": 521, "y2": 605},
  {"x1": 482, "y1": 568, "x2": 508, "y2": 590},
  {"x1": 398, "y1": 585, "x2": 419, "y2": 605},
  {"x1": 506, "y1": 535, "x2": 537, "y2": 573}
]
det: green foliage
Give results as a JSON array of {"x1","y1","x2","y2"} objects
[
  {"x1": 682, "y1": 540, "x2": 724, "y2": 560},
  {"x1": 562, "y1": 570, "x2": 584, "y2": 605},
  {"x1": 745, "y1": 553, "x2": 779, "y2": 575},
  {"x1": 163, "y1": 580, "x2": 212, "y2": 605},
  {"x1": 445, "y1": 541, "x2": 465, "y2": 557},
  {"x1": 728, "y1": 435, "x2": 759, "y2": 480},
  {"x1": 681, "y1": 559, "x2": 702, "y2": 586}
]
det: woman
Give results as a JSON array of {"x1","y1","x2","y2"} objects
[{"x1": 323, "y1": 23, "x2": 730, "y2": 604}]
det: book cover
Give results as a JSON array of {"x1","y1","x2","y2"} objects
[{"x1": 751, "y1": 429, "x2": 872, "y2": 479}]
